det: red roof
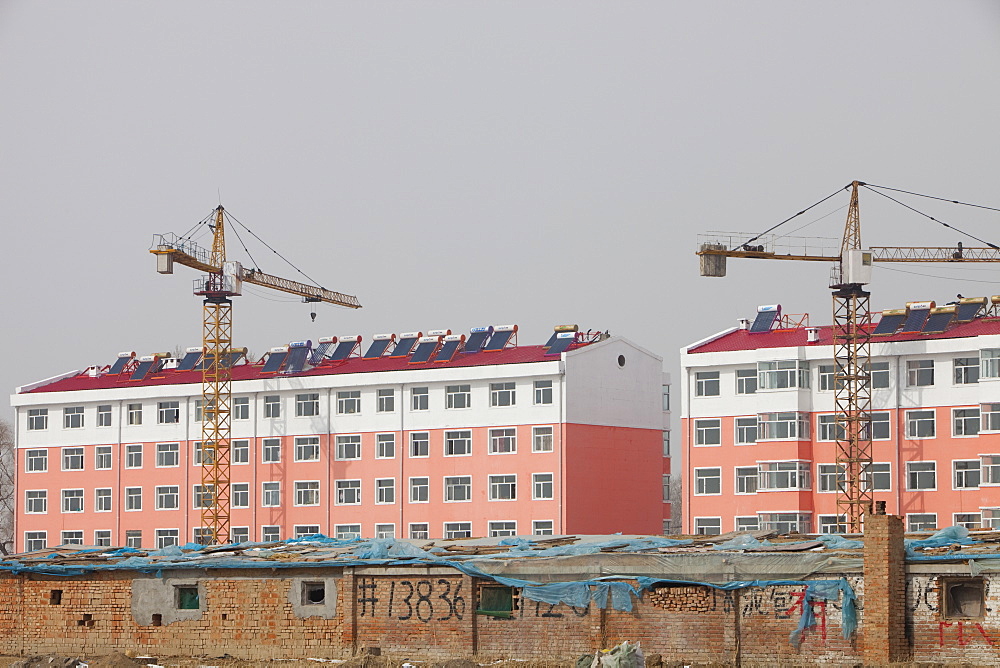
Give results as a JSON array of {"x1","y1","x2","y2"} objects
[
  {"x1": 689, "y1": 317, "x2": 1000, "y2": 354},
  {"x1": 27, "y1": 344, "x2": 579, "y2": 394}
]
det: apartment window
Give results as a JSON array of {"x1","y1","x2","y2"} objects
[
  {"x1": 735, "y1": 417, "x2": 757, "y2": 445},
  {"x1": 233, "y1": 396, "x2": 250, "y2": 420},
  {"x1": 231, "y1": 527, "x2": 250, "y2": 544},
  {"x1": 662, "y1": 475, "x2": 670, "y2": 502},
  {"x1": 444, "y1": 522, "x2": 472, "y2": 539},
  {"x1": 158, "y1": 401, "x2": 180, "y2": 424},
  {"x1": 25, "y1": 490, "x2": 46, "y2": 514},
  {"x1": 295, "y1": 393, "x2": 320, "y2": 417},
  {"x1": 534, "y1": 380, "x2": 553, "y2": 405},
  {"x1": 694, "y1": 518, "x2": 721, "y2": 535},
  {"x1": 232, "y1": 439, "x2": 249, "y2": 464},
  {"x1": 336, "y1": 435, "x2": 361, "y2": 460},
  {"x1": 264, "y1": 395, "x2": 281, "y2": 418},
  {"x1": 870, "y1": 361, "x2": 890, "y2": 389},
  {"x1": 432, "y1": 429, "x2": 470, "y2": 459},
  {"x1": 489, "y1": 428, "x2": 516, "y2": 454},
  {"x1": 954, "y1": 460, "x2": 981, "y2": 489},
  {"x1": 533, "y1": 520, "x2": 554, "y2": 536},
  {"x1": 126, "y1": 444, "x2": 142, "y2": 469},
  {"x1": 758, "y1": 462, "x2": 811, "y2": 491},
  {"x1": 262, "y1": 438, "x2": 281, "y2": 463},
  {"x1": 411, "y1": 387, "x2": 429, "y2": 411},
  {"x1": 907, "y1": 462, "x2": 937, "y2": 490},
  {"x1": 95, "y1": 488, "x2": 112, "y2": 512},
  {"x1": 757, "y1": 360, "x2": 809, "y2": 390},
  {"x1": 410, "y1": 477, "x2": 429, "y2": 503},
  {"x1": 446, "y1": 385, "x2": 471, "y2": 409},
  {"x1": 61, "y1": 531, "x2": 84, "y2": 546},
  {"x1": 908, "y1": 514, "x2": 938, "y2": 532},
  {"x1": 61, "y1": 489, "x2": 83, "y2": 513},
  {"x1": 694, "y1": 468, "x2": 722, "y2": 495},
  {"x1": 735, "y1": 467, "x2": 757, "y2": 494},
  {"x1": 295, "y1": 437, "x2": 320, "y2": 462},
  {"x1": 156, "y1": 443, "x2": 179, "y2": 467},
  {"x1": 862, "y1": 462, "x2": 892, "y2": 491},
  {"x1": 192, "y1": 485, "x2": 215, "y2": 509},
  {"x1": 97, "y1": 405, "x2": 112, "y2": 427},
  {"x1": 27, "y1": 408, "x2": 48, "y2": 431},
  {"x1": 261, "y1": 526, "x2": 281, "y2": 542},
  {"x1": 818, "y1": 365, "x2": 841, "y2": 391},
  {"x1": 954, "y1": 514, "x2": 983, "y2": 531},
  {"x1": 337, "y1": 391, "x2": 361, "y2": 415},
  {"x1": 295, "y1": 481, "x2": 321, "y2": 506},
  {"x1": 63, "y1": 406, "x2": 84, "y2": 429},
  {"x1": 489, "y1": 474, "x2": 517, "y2": 501},
  {"x1": 533, "y1": 473, "x2": 554, "y2": 500},
  {"x1": 25, "y1": 532, "x2": 47, "y2": 551},
  {"x1": 445, "y1": 476, "x2": 472, "y2": 502},
  {"x1": 663, "y1": 430, "x2": 671, "y2": 456},
  {"x1": 759, "y1": 512, "x2": 811, "y2": 534},
  {"x1": 156, "y1": 486, "x2": 179, "y2": 510},
  {"x1": 127, "y1": 404, "x2": 142, "y2": 425},
  {"x1": 193, "y1": 399, "x2": 204, "y2": 423},
  {"x1": 758, "y1": 412, "x2": 809, "y2": 440},
  {"x1": 954, "y1": 408, "x2": 980, "y2": 436},
  {"x1": 955, "y1": 357, "x2": 980, "y2": 384},
  {"x1": 817, "y1": 415, "x2": 845, "y2": 442},
  {"x1": 490, "y1": 382, "x2": 516, "y2": 407},
  {"x1": 695, "y1": 371, "x2": 720, "y2": 397},
  {"x1": 982, "y1": 348, "x2": 1000, "y2": 379},
  {"x1": 62, "y1": 448, "x2": 84, "y2": 471},
  {"x1": 409, "y1": 523, "x2": 429, "y2": 539},
  {"x1": 735, "y1": 516, "x2": 759, "y2": 532},
  {"x1": 662, "y1": 385, "x2": 670, "y2": 411},
  {"x1": 124, "y1": 530, "x2": 142, "y2": 548},
  {"x1": 906, "y1": 410, "x2": 936, "y2": 438},
  {"x1": 694, "y1": 419, "x2": 722, "y2": 446},
  {"x1": 864, "y1": 412, "x2": 892, "y2": 441},
  {"x1": 232, "y1": 483, "x2": 250, "y2": 508},
  {"x1": 983, "y1": 455, "x2": 1000, "y2": 485},
  {"x1": 156, "y1": 529, "x2": 180, "y2": 549},
  {"x1": 26, "y1": 449, "x2": 47, "y2": 473},
  {"x1": 377, "y1": 389, "x2": 394, "y2": 413},
  {"x1": 735, "y1": 368, "x2": 757, "y2": 394},
  {"x1": 818, "y1": 515, "x2": 847, "y2": 534},
  {"x1": 983, "y1": 404, "x2": 1000, "y2": 432},
  {"x1": 95, "y1": 446, "x2": 112, "y2": 470},
  {"x1": 335, "y1": 525, "x2": 360, "y2": 540},
  {"x1": 907, "y1": 359, "x2": 934, "y2": 387},
  {"x1": 335, "y1": 480, "x2": 361, "y2": 505},
  {"x1": 376, "y1": 433, "x2": 395, "y2": 459},
  {"x1": 533, "y1": 426, "x2": 553, "y2": 452},
  {"x1": 194, "y1": 442, "x2": 216, "y2": 466},
  {"x1": 376, "y1": 478, "x2": 395, "y2": 504},
  {"x1": 367, "y1": 523, "x2": 392, "y2": 539},
  {"x1": 262, "y1": 482, "x2": 281, "y2": 507},
  {"x1": 94, "y1": 530, "x2": 112, "y2": 547},
  {"x1": 489, "y1": 521, "x2": 517, "y2": 538},
  {"x1": 818, "y1": 464, "x2": 845, "y2": 493},
  {"x1": 409, "y1": 432, "x2": 430, "y2": 457},
  {"x1": 125, "y1": 487, "x2": 142, "y2": 511}
]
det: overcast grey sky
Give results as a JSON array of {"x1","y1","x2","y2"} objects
[{"x1": 2, "y1": 2, "x2": 1000, "y2": 410}]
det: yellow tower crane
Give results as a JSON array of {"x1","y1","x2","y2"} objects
[
  {"x1": 151, "y1": 206, "x2": 361, "y2": 545},
  {"x1": 698, "y1": 181, "x2": 1000, "y2": 532}
]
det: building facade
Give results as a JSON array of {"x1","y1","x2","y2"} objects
[
  {"x1": 681, "y1": 300, "x2": 1000, "y2": 535},
  {"x1": 12, "y1": 329, "x2": 669, "y2": 551}
]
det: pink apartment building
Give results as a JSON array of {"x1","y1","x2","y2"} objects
[
  {"x1": 11, "y1": 327, "x2": 670, "y2": 551},
  {"x1": 681, "y1": 298, "x2": 1000, "y2": 536}
]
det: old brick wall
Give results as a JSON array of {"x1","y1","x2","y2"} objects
[{"x1": 908, "y1": 571, "x2": 1000, "y2": 664}]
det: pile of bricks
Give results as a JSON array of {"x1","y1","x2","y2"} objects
[{"x1": 646, "y1": 585, "x2": 712, "y2": 612}]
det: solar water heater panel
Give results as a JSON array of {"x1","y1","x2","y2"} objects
[
  {"x1": 956, "y1": 301, "x2": 984, "y2": 322},
  {"x1": 434, "y1": 339, "x2": 462, "y2": 362},
  {"x1": 545, "y1": 332, "x2": 577, "y2": 356},
  {"x1": 175, "y1": 351, "x2": 202, "y2": 371},
  {"x1": 749, "y1": 310, "x2": 779, "y2": 333},
  {"x1": 328, "y1": 340, "x2": 357, "y2": 362},
  {"x1": 872, "y1": 314, "x2": 906, "y2": 336},
  {"x1": 283, "y1": 346, "x2": 311, "y2": 374},
  {"x1": 261, "y1": 351, "x2": 288, "y2": 373},
  {"x1": 390, "y1": 337, "x2": 418, "y2": 358},
  {"x1": 109, "y1": 356, "x2": 132, "y2": 375},
  {"x1": 409, "y1": 341, "x2": 439, "y2": 364},
  {"x1": 922, "y1": 312, "x2": 954, "y2": 334},
  {"x1": 363, "y1": 339, "x2": 393, "y2": 359},
  {"x1": 899, "y1": 308, "x2": 931, "y2": 333},
  {"x1": 309, "y1": 342, "x2": 335, "y2": 365},
  {"x1": 483, "y1": 330, "x2": 514, "y2": 351},
  {"x1": 130, "y1": 360, "x2": 156, "y2": 381},
  {"x1": 463, "y1": 330, "x2": 491, "y2": 353}
]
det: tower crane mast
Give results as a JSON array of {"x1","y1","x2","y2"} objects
[{"x1": 151, "y1": 206, "x2": 361, "y2": 545}]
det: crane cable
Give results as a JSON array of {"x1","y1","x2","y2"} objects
[
  {"x1": 864, "y1": 183, "x2": 1000, "y2": 214},
  {"x1": 223, "y1": 211, "x2": 328, "y2": 291},
  {"x1": 741, "y1": 184, "x2": 851, "y2": 247}
]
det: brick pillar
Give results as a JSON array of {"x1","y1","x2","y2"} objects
[{"x1": 863, "y1": 513, "x2": 908, "y2": 663}]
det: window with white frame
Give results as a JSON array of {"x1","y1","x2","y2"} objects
[
  {"x1": 907, "y1": 462, "x2": 936, "y2": 490},
  {"x1": 264, "y1": 395, "x2": 281, "y2": 418},
  {"x1": 95, "y1": 488, "x2": 111, "y2": 512},
  {"x1": 411, "y1": 387, "x2": 429, "y2": 411},
  {"x1": 818, "y1": 515, "x2": 847, "y2": 534},
  {"x1": 906, "y1": 410, "x2": 936, "y2": 438},
  {"x1": 232, "y1": 439, "x2": 249, "y2": 464},
  {"x1": 444, "y1": 522, "x2": 472, "y2": 539},
  {"x1": 758, "y1": 512, "x2": 811, "y2": 534},
  {"x1": 906, "y1": 359, "x2": 934, "y2": 387},
  {"x1": 955, "y1": 357, "x2": 980, "y2": 384},
  {"x1": 192, "y1": 484, "x2": 215, "y2": 509},
  {"x1": 63, "y1": 406, "x2": 84, "y2": 429},
  {"x1": 954, "y1": 513, "x2": 982, "y2": 530},
  {"x1": 735, "y1": 467, "x2": 757, "y2": 494},
  {"x1": 489, "y1": 521, "x2": 517, "y2": 537},
  {"x1": 294, "y1": 524, "x2": 322, "y2": 538},
  {"x1": 983, "y1": 455, "x2": 1000, "y2": 485},
  {"x1": 757, "y1": 360, "x2": 809, "y2": 390},
  {"x1": 295, "y1": 481, "x2": 321, "y2": 506},
  {"x1": 375, "y1": 524, "x2": 395, "y2": 539},
  {"x1": 954, "y1": 408, "x2": 980, "y2": 436},
  {"x1": 295, "y1": 393, "x2": 319, "y2": 417},
  {"x1": 735, "y1": 368, "x2": 757, "y2": 395},
  {"x1": 982, "y1": 349, "x2": 1000, "y2": 379},
  {"x1": 862, "y1": 462, "x2": 892, "y2": 491},
  {"x1": 817, "y1": 415, "x2": 845, "y2": 442},
  {"x1": 695, "y1": 419, "x2": 722, "y2": 446},
  {"x1": 734, "y1": 417, "x2": 757, "y2": 445},
  {"x1": 95, "y1": 446, "x2": 112, "y2": 470},
  {"x1": 97, "y1": 404, "x2": 112, "y2": 427},
  {"x1": 127, "y1": 403, "x2": 142, "y2": 425},
  {"x1": 94, "y1": 530, "x2": 112, "y2": 547},
  {"x1": 954, "y1": 460, "x2": 981, "y2": 489},
  {"x1": 156, "y1": 486, "x2": 179, "y2": 510},
  {"x1": 126, "y1": 444, "x2": 142, "y2": 468},
  {"x1": 376, "y1": 478, "x2": 395, "y2": 504},
  {"x1": 409, "y1": 432, "x2": 430, "y2": 457},
  {"x1": 695, "y1": 371, "x2": 720, "y2": 397},
  {"x1": 758, "y1": 462, "x2": 811, "y2": 490},
  {"x1": 25, "y1": 490, "x2": 46, "y2": 514},
  {"x1": 194, "y1": 527, "x2": 214, "y2": 546},
  {"x1": 295, "y1": 437, "x2": 321, "y2": 462},
  {"x1": 125, "y1": 487, "x2": 142, "y2": 511},
  {"x1": 336, "y1": 435, "x2": 361, "y2": 460},
  {"x1": 62, "y1": 448, "x2": 84, "y2": 471},
  {"x1": 376, "y1": 433, "x2": 395, "y2": 459},
  {"x1": 335, "y1": 480, "x2": 361, "y2": 505},
  {"x1": 984, "y1": 508, "x2": 1000, "y2": 529},
  {"x1": 534, "y1": 380, "x2": 553, "y2": 405},
  {"x1": 818, "y1": 364, "x2": 842, "y2": 391},
  {"x1": 818, "y1": 464, "x2": 845, "y2": 493},
  {"x1": 534, "y1": 473, "x2": 554, "y2": 500},
  {"x1": 758, "y1": 412, "x2": 809, "y2": 440},
  {"x1": 27, "y1": 408, "x2": 48, "y2": 431},
  {"x1": 156, "y1": 443, "x2": 179, "y2": 467},
  {"x1": 25, "y1": 532, "x2": 46, "y2": 551},
  {"x1": 983, "y1": 404, "x2": 1000, "y2": 432},
  {"x1": 533, "y1": 520, "x2": 554, "y2": 536},
  {"x1": 490, "y1": 382, "x2": 516, "y2": 407},
  {"x1": 337, "y1": 391, "x2": 361, "y2": 414},
  {"x1": 230, "y1": 527, "x2": 250, "y2": 544},
  {"x1": 410, "y1": 477, "x2": 429, "y2": 503},
  {"x1": 232, "y1": 483, "x2": 249, "y2": 508},
  {"x1": 445, "y1": 430, "x2": 472, "y2": 456},
  {"x1": 158, "y1": 401, "x2": 180, "y2": 424},
  {"x1": 61, "y1": 489, "x2": 83, "y2": 513},
  {"x1": 735, "y1": 516, "x2": 759, "y2": 532},
  {"x1": 262, "y1": 481, "x2": 281, "y2": 507},
  {"x1": 863, "y1": 412, "x2": 892, "y2": 440},
  {"x1": 489, "y1": 474, "x2": 516, "y2": 501},
  {"x1": 446, "y1": 385, "x2": 471, "y2": 409},
  {"x1": 25, "y1": 449, "x2": 47, "y2": 473},
  {"x1": 261, "y1": 526, "x2": 281, "y2": 542},
  {"x1": 489, "y1": 428, "x2": 516, "y2": 454},
  {"x1": 533, "y1": 426, "x2": 553, "y2": 452},
  {"x1": 907, "y1": 514, "x2": 937, "y2": 532},
  {"x1": 262, "y1": 438, "x2": 281, "y2": 463},
  {"x1": 694, "y1": 518, "x2": 721, "y2": 535},
  {"x1": 156, "y1": 529, "x2": 180, "y2": 549},
  {"x1": 194, "y1": 399, "x2": 204, "y2": 423},
  {"x1": 377, "y1": 389, "x2": 394, "y2": 413},
  {"x1": 233, "y1": 396, "x2": 250, "y2": 420},
  {"x1": 662, "y1": 385, "x2": 670, "y2": 411},
  {"x1": 694, "y1": 467, "x2": 722, "y2": 495},
  {"x1": 61, "y1": 531, "x2": 84, "y2": 545},
  {"x1": 869, "y1": 361, "x2": 890, "y2": 389},
  {"x1": 409, "y1": 523, "x2": 429, "y2": 540},
  {"x1": 445, "y1": 476, "x2": 472, "y2": 502},
  {"x1": 663, "y1": 430, "x2": 671, "y2": 456}
]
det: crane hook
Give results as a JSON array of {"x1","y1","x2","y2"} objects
[{"x1": 310, "y1": 310, "x2": 317, "y2": 323}]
